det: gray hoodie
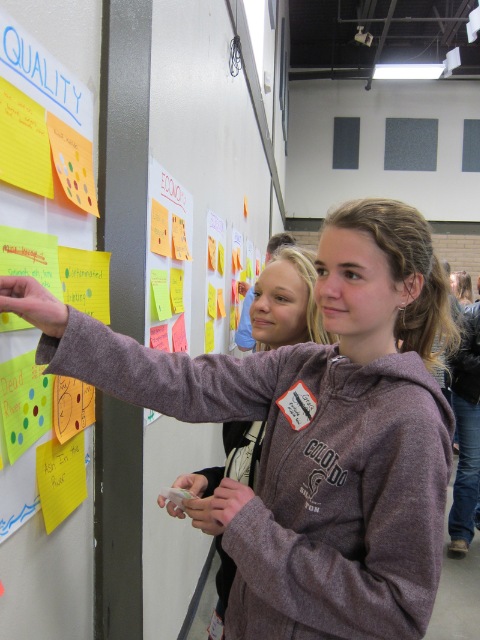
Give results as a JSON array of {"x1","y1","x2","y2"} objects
[{"x1": 37, "y1": 308, "x2": 454, "y2": 640}]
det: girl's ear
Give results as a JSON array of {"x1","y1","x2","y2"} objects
[{"x1": 401, "y1": 273, "x2": 424, "y2": 306}]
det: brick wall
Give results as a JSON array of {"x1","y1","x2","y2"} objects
[{"x1": 294, "y1": 230, "x2": 480, "y2": 294}]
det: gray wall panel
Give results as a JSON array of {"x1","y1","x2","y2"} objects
[
  {"x1": 333, "y1": 117, "x2": 360, "y2": 169},
  {"x1": 384, "y1": 118, "x2": 438, "y2": 171},
  {"x1": 462, "y1": 119, "x2": 480, "y2": 173}
]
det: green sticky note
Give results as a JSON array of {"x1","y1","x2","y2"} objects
[
  {"x1": 151, "y1": 269, "x2": 172, "y2": 321},
  {"x1": 0, "y1": 225, "x2": 64, "y2": 332},
  {"x1": 0, "y1": 350, "x2": 54, "y2": 465}
]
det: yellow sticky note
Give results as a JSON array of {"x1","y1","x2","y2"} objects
[
  {"x1": 235, "y1": 306, "x2": 240, "y2": 330},
  {"x1": 0, "y1": 449, "x2": 3, "y2": 470},
  {"x1": 218, "y1": 243, "x2": 224, "y2": 275},
  {"x1": 247, "y1": 258, "x2": 253, "y2": 278},
  {"x1": 230, "y1": 306, "x2": 236, "y2": 331},
  {"x1": 58, "y1": 246, "x2": 111, "y2": 324},
  {"x1": 207, "y1": 283, "x2": 216, "y2": 319},
  {"x1": 53, "y1": 376, "x2": 95, "y2": 444},
  {"x1": 170, "y1": 268, "x2": 185, "y2": 314},
  {"x1": 0, "y1": 225, "x2": 63, "y2": 332},
  {"x1": 205, "y1": 320, "x2": 214, "y2": 353},
  {"x1": 0, "y1": 350, "x2": 54, "y2": 465},
  {"x1": 47, "y1": 111, "x2": 99, "y2": 217},
  {"x1": 151, "y1": 199, "x2": 171, "y2": 257},
  {"x1": 36, "y1": 431, "x2": 87, "y2": 534},
  {"x1": 151, "y1": 270, "x2": 172, "y2": 321},
  {"x1": 0, "y1": 76, "x2": 53, "y2": 198},
  {"x1": 208, "y1": 236, "x2": 217, "y2": 271},
  {"x1": 217, "y1": 289, "x2": 226, "y2": 318},
  {"x1": 172, "y1": 215, "x2": 193, "y2": 261}
]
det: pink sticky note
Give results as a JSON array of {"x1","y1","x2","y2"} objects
[
  {"x1": 172, "y1": 313, "x2": 188, "y2": 353},
  {"x1": 231, "y1": 279, "x2": 239, "y2": 304},
  {"x1": 0, "y1": 578, "x2": 4, "y2": 598},
  {"x1": 150, "y1": 325, "x2": 170, "y2": 352}
]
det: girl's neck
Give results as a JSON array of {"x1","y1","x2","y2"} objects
[{"x1": 338, "y1": 334, "x2": 398, "y2": 366}]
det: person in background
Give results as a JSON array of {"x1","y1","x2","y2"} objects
[
  {"x1": 448, "y1": 297, "x2": 480, "y2": 553},
  {"x1": 235, "y1": 231, "x2": 296, "y2": 352},
  {"x1": 476, "y1": 274, "x2": 480, "y2": 302},
  {"x1": 451, "y1": 270, "x2": 474, "y2": 307},
  {"x1": 158, "y1": 246, "x2": 333, "y2": 638},
  {"x1": 0, "y1": 198, "x2": 460, "y2": 640}
]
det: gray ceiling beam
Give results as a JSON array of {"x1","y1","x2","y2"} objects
[
  {"x1": 365, "y1": 0, "x2": 398, "y2": 91},
  {"x1": 441, "y1": 0, "x2": 472, "y2": 46}
]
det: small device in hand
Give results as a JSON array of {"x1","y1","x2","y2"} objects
[{"x1": 159, "y1": 487, "x2": 198, "y2": 511}]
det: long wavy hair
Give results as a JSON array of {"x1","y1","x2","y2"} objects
[
  {"x1": 320, "y1": 198, "x2": 460, "y2": 370},
  {"x1": 255, "y1": 246, "x2": 334, "y2": 352}
]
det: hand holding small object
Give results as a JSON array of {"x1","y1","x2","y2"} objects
[
  {"x1": 0, "y1": 276, "x2": 69, "y2": 338},
  {"x1": 184, "y1": 495, "x2": 226, "y2": 536},
  {"x1": 157, "y1": 474, "x2": 208, "y2": 519},
  {"x1": 211, "y1": 477, "x2": 255, "y2": 527},
  {"x1": 237, "y1": 281, "x2": 251, "y2": 297}
]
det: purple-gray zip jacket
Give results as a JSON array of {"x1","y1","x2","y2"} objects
[{"x1": 37, "y1": 308, "x2": 454, "y2": 640}]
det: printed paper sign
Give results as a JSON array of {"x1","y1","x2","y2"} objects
[
  {"x1": 36, "y1": 431, "x2": 87, "y2": 534},
  {"x1": 0, "y1": 225, "x2": 64, "y2": 332},
  {"x1": 276, "y1": 381, "x2": 317, "y2": 431},
  {"x1": 0, "y1": 350, "x2": 54, "y2": 464},
  {"x1": 58, "y1": 246, "x2": 111, "y2": 324},
  {"x1": 150, "y1": 325, "x2": 170, "y2": 352},
  {"x1": 53, "y1": 376, "x2": 95, "y2": 444},
  {"x1": 0, "y1": 76, "x2": 53, "y2": 198},
  {"x1": 47, "y1": 111, "x2": 99, "y2": 217},
  {"x1": 150, "y1": 199, "x2": 171, "y2": 257}
]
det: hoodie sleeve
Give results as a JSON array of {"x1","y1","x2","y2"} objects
[
  {"x1": 222, "y1": 390, "x2": 451, "y2": 640},
  {"x1": 35, "y1": 307, "x2": 284, "y2": 424}
]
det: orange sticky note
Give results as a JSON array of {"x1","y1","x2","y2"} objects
[
  {"x1": 0, "y1": 578, "x2": 4, "y2": 598},
  {"x1": 172, "y1": 313, "x2": 188, "y2": 352},
  {"x1": 217, "y1": 289, "x2": 226, "y2": 318},
  {"x1": 150, "y1": 325, "x2": 170, "y2": 352},
  {"x1": 235, "y1": 306, "x2": 240, "y2": 330},
  {"x1": 236, "y1": 247, "x2": 242, "y2": 270},
  {"x1": 53, "y1": 376, "x2": 95, "y2": 445},
  {"x1": 208, "y1": 236, "x2": 216, "y2": 271},
  {"x1": 151, "y1": 199, "x2": 171, "y2": 257},
  {"x1": 47, "y1": 112, "x2": 99, "y2": 217},
  {"x1": 172, "y1": 215, "x2": 193, "y2": 261},
  {"x1": 256, "y1": 259, "x2": 260, "y2": 276},
  {"x1": 244, "y1": 195, "x2": 249, "y2": 218},
  {"x1": 232, "y1": 250, "x2": 237, "y2": 273}
]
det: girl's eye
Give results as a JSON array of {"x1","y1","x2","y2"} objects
[
  {"x1": 253, "y1": 290, "x2": 261, "y2": 298},
  {"x1": 345, "y1": 271, "x2": 361, "y2": 280},
  {"x1": 316, "y1": 268, "x2": 328, "y2": 277},
  {"x1": 276, "y1": 296, "x2": 288, "y2": 303}
]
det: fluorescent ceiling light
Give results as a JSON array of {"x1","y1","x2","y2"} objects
[{"x1": 373, "y1": 64, "x2": 444, "y2": 80}]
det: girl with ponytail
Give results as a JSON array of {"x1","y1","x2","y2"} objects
[{"x1": 0, "y1": 198, "x2": 458, "y2": 639}]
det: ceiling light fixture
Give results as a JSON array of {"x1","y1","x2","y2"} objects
[
  {"x1": 467, "y1": 5, "x2": 480, "y2": 43},
  {"x1": 443, "y1": 47, "x2": 461, "y2": 78},
  {"x1": 373, "y1": 64, "x2": 444, "y2": 80}
]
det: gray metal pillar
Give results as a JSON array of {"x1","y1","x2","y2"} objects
[{"x1": 96, "y1": 0, "x2": 152, "y2": 637}]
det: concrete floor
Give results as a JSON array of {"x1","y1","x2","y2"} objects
[{"x1": 187, "y1": 457, "x2": 480, "y2": 639}]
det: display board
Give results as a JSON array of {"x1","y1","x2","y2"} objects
[
  {"x1": 143, "y1": 158, "x2": 193, "y2": 426},
  {"x1": 0, "y1": 7, "x2": 97, "y2": 544}
]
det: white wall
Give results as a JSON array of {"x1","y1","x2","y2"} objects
[
  {"x1": 143, "y1": 2, "x2": 275, "y2": 638},
  {"x1": 0, "y1": 1, "x2": 101, "y2": 639},
  {"x1": 286, "y1": 79, "x2": 480, "y2": 221}
]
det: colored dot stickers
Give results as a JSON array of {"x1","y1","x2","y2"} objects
[
  {"x1": 46, "y1": 111, "x2": 100, "y2": 218},
  {"x1": 0, "y1": 350, "x2": 53, "y2": 465}
]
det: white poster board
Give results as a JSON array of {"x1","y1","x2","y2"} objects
[
  {"x1": 0, "y1": 7, "x2": 95, "y2": 543},
  {"x1": 143, "y1": 158, "x2": 193, "y2": 426}
]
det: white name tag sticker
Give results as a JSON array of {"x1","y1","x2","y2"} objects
[
  {"x1": 276, "y1": 381, "x2": 317, "y2": 431},
  {"x1": 207, "y1": 608, "x2": 224, "y2": 640}
]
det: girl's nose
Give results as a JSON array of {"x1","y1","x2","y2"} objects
[
  {"x1": 315, "y1": 274, "x2": 341, "y2": 299},
  {"x1": 253, "y1": 294, "x2": 270, "y2": 311}
]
